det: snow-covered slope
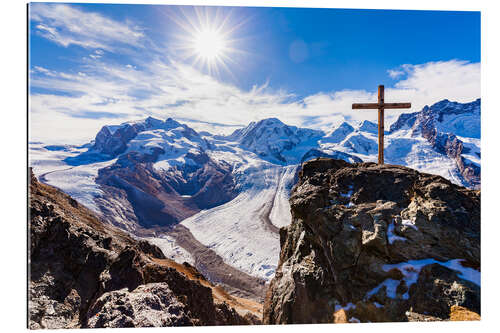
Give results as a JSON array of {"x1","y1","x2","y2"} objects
[
  {"x1": 29, "y1": 98, "x2": 481, "y2": 282},
  {"x1": 322, "y1": 122, "x2": 354, "y2": 144},
  {"x1": 388, "y1": 98, "x2": 481, "y2": 188},
  {"x1": 181, "y1": 164, "x2": 285, "y2": 280},
  {"x1": 225, "y1": 118, "x2": 324, "y2": 164}
]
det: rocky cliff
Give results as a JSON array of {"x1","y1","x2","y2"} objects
[
  {"x1": 263, "y1": 158, "x2": 480, "y2": 324},
  {"x1": 28, "y1": 168, "x2": 260, "y2": 329},
  {"x1": 390, "y1": 99, "x2": 481, "y2": 189}
]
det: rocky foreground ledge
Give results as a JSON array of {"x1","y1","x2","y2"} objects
[
  {"x1": 263, "y1": 158, "x2": 480, "y2": 324},
  {"x1": 28, "y1": 169, "x2": 260, "y2": 329}
]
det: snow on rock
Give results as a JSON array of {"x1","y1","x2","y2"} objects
[
  {"x1": 226, "y1": 118, "x2": 324, "y2": 164},
  {"x1": 142, "y1": 235, "x2": 194, "y2": 265},
  {"x1": 341, "y1": 134, "x2": 378, "y2": 155},
  {"x1": 334, "y1": 303, "x2": 356, "y2": 312},
  {"x1": 401, "y1": 219, "x2": 418, "y2": 231},
  {"x1": 387, "y1": 223, "x2": 407, "y2": 245},
  {"x1": 321, "y1": 122, "x2": 354, "y2": 144},
  {"x1": 123, "y1": 126, "x2": 207, "y2": 173},
  {"x1": 367, "y1": 279, "x2": 402, "y2": 299},
  {"x1": 358, "y1": 120, "x2": 378, "y2": 134},
  {"x1": 431, "y1": 99, "x2": 481, "y2": 139},
  {"x1": 367, "y1": 258, "x2": 481, "y2": 300}
]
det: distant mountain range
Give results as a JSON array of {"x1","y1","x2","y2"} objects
[{"x1": 29, "y1": 98, "x2": 480, "y2": 282}]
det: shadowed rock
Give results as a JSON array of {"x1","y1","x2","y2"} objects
[
  {"x1": 263, "y1": 158, "x2": 480, "y2": 324},
  {"x1": 28, "y1": 168, "x2": 256, "y2": 329}
]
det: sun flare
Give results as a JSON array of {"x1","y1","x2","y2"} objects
[
  {"x1": 193, "y1": 29, "x2": 227, "y2": 61},
  {"x1": 166, "y1": 6, "x2": 247, "y2": 77}
]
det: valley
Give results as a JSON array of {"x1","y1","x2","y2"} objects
[{"x1": 29, "y1": 98, "x2": 481, "y2": 300}]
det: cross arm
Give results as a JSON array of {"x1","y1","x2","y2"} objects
[{"x1": 352, "y1": 102, "x2": 411, "y2": 109}]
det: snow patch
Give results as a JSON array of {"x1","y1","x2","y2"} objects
[
  {"x1": 387, "y1": 223, "x2": 407, "y2": 244},
  {"x1": 335, "y1": 302, "x2": 356, "y2": 312},
  {"x1": 142, "y1": 235, "x2": 194, "y2": 265},
  {"x1": 340, "y1": 185, "x2": 354, "y2": 198},
  {"x1": 367, "y1": 258, "x2": 480, "y2": 301},
  {"x1": 401, "y1": 219, "x2": 418, "y2": 231},
  {"x1": 367, "y1": 278, "x2": 402, "y2": 299}
]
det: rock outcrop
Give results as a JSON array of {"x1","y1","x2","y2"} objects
[
  {"x1": 263, "y1": 158, "x2": 480, "y2": 324},
  {"x1": 28, "y1": 168, "x2": 259, "y2": 329}
]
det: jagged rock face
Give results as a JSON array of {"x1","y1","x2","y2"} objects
[
  {"x1": 86, "y1": 282, "x2": 250, "y2": 328},
  {"x1": 301, "y1": 149, "x2": 362, "y2": 164},
  {"x1": 96, "y1": 149, "x2": 236, "y2": 230},
  {"x1": 93, "y1": 123, "x2": 141, "y2": 157},
  {"x1": 28, "y1": 169, "x2": 253, "y2": 329},
  {"x1": 86, "y1": 283, "x2": 194, "y2": 328},
  {"x1": 263, "y1": 158, "x2": 480, "y2": 324},
  {"x1": 390, "y1": 99, "x2": 481, "y2": 188},
  {"x1": 92, "y1": 117, "x2": 183, "y2": 157}
]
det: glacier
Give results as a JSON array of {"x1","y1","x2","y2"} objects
[{"x1": 29, "y1": 98, "x2": 481, "y2": 282}]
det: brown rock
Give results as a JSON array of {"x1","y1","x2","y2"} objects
[
  {"x1": 263, "y1": 158, "x2": 480, "y2": 324},
  {"x1": 449, "y1": 305, "x2": 480, "y2": 321},
  {"x1": 333, "y1": 309, "x2": 348, "y2": 323},
  {"x1": 409, "y1": 264, "x2": 480, "y2": 318},
  {"x1": 29, "y1": 170, "x2": 253, "y2": 328}
]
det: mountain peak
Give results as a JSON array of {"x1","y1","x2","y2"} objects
[
  {"x1": 322, "y1": 121, "x2": 354, "y2": 144},
  {"x1": 358, "y1": 120, "x2": 378, "y2": 134},
  {"x1": 257, "y1": 117, "x2": 284, "y2": 126},
  {"x1": 226, "y1": 118, "x2": 323, "y2": 164}
]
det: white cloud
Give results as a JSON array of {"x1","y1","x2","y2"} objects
[
  {"x1": 29, "y1": 58, "x2": 480, "y2": 145},
  {"x1": 89, "y1": 50, "x2": 103, "y2": 59},
  {"x1": 393, "y1": 60, "x2": 480, "y2": 100},
  {"x1": 30, "y1": 3, "x2": 144, "y2": 51},
  {"x1": 387, "y1": 69, "x2": 405, "y2": 79},
  {"x1": 32, "y1": 66, "x2": 56, "y2": 77}
]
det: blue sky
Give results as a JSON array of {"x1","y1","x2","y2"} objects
[{"x1": 28, "y1": 3, "x2": 480, "y2": 143}]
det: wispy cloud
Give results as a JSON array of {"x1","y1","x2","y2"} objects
[
  {"x1": 387, "y1": 69, "x2": 405, "y2": 79},
  {"x1": 392, "y1": 60, "x2": 480, "y2": 99},
  {"x1": 29, "y1": 3, "x2": 144, "y2": 51},
  {"x1": 28, "y1": 5, "x2": 479, "y2": 144},
  {"x1": 29, "y1": 57, "x2": 480, "y2": 144}
]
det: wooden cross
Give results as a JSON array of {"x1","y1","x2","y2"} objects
[{"x1": 352, "y1": 85, "x2": 411, "y2": 164}]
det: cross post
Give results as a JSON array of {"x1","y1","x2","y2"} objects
[{"x1": 352, "y1": 85, "x2": 411, "y2": 165}]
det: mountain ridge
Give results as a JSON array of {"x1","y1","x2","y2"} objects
[{"x1": 29, "y1": 98, "x2": 481, "y2": 283}]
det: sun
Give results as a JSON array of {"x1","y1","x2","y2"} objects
[
  {"x1": 193, "y1": 28, "x2": 227, "y2": 61},
  {"x1": 165, "y1": 6, "x2": 248, "y2": 77}
]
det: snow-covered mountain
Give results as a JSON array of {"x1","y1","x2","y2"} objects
[
  {"x1": 29, "y1": 98, "x2": 480, "y2": 283},
  {"x1": 224, "y1": 117, "x2": 324, "y2": 164},
  {"x1": 388, "y1": 98, "x2": 480, "y2": 188}
]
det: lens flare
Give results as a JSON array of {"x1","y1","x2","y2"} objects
[{"x1": 164, "y1": 6, "x2": 249, "y2": 78}]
